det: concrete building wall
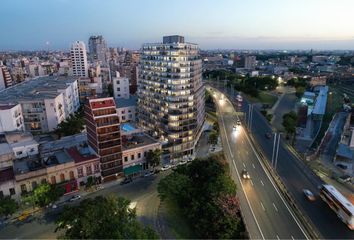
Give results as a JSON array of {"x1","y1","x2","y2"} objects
[{"x1": 0, "y1": 104, "x2": 24, "y2": 133}]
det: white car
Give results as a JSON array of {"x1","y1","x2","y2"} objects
[
  {"x1": 161, "y1": 165, "x2": 171, "y2": 171},
  {"x1": 236, "y1": 120, "x2": 241, "y2": 126},
  {"x1": 241, "y1": 169, "x2": 250, "y2": 180},
  {"x1": 303, "y1": 189, "x2": 315, "y2": 201},
  {"x1": 179, "y1": 160, "x2": 187, "y2": 165},
  {"x1": 232, "y1": 125, "x2": 237, "y2": 131},
  {"x1": 69, "y1": 195, "x2": 81, "y2": 202},
  {"x1": 144, "y1": 171, "x2": 154, "y2": 177}
]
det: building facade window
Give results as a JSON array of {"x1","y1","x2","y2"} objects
[
  {"x1": 9, "y1": 188, "x2": 16, "y2": 196},
  {"x1": 20, "y1": 184, "x2": 27, "y2": 193},
  {"x1": 60, "y1": 173, "x2": 65, "y2": 182},
  {"x1": 77, "y1": 167, "x2": 84, "y2": 178},
  {"x1": 69, "y1": 171, "x2": 75, "y2": 180},
  {"x1": 94, "y1": 163, "x2": 100, "y2": 173},
  {"x1": 51, "y1": 176, "x2": 56, "y2": 184},
  {"x1": 131, "y1": 154, "x2": 135, "y2": 160},
  {"x1": 124, "y1": 156, "x2": 128, "y2": 162},
  {"x1": 86, "y1": 165, "x2": 92, "y2": 175}
]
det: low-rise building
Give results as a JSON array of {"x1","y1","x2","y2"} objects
[
  {"x1": 115, "y1": 96, "x2": 137, "y2": 123},
  {"x1": 5, "y1": 131, "x2": 39, "y2": 159},
  {"x1": 0, "y1": 167, "x2": 16, "y2": 198},
  {"x1": 122, "y1": 132, "x2": 161, "y2": 177}
]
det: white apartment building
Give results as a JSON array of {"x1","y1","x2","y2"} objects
[
  {"x1": 71, "y1": 41, "x2": 88, "y2": 77},
  {"x1": 138, "y1": 35, "x2": 205, "y2": 160},
  {"x1": 0, "y1": 76, "x2": 80, "y2": 133},
  {"x1": 28, "y1": 63, "x2": 45, "y2": 78},
  {"x1": 113, "y1": 72, "x2": 130, "y2": 99},
  {"x1": 0, "y1": 104, "x2": 24, "y2": 133}
]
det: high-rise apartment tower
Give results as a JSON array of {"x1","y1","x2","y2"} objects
[
  {"x1": 138, "y1": 35, "x2": 205, "y2": 160},
  {"x1": 85, "y1": 97, "x2": 123, "y2": 181},
  {"x1": 70, "y1": 41, "x2": 88, "y2": 77}
]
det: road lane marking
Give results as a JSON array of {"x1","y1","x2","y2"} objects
[
  {"x1": 291, "y1": 236, "x2": 295, "y2": 240},
  {"x1": 242, "y1": 120, "x2": 309, "y2": 239},
  {"x1": 260, "y1": 180, "x2": 264, "y2": 186},
  {"x1": 250, "y1": 180, "x2": 254, "y2": 186},
  {"x1": 273, "y1": 203, "x2": 278, "y2": 212},
  {"x1": 276, "y1": 235, "x2": 280, "y2": 240},
  {"x1": 218, "y1": 104, "x2": 265, "y2": 240},
  {"x1": 252, "y1": 163, "x2": 255, "y2": 169},
  {"x1": 260, "y1": 202, "x2": 265, "y2": 211},
  {"x1": 243, "y1": 162, "x2": 246, "y2": 168}
]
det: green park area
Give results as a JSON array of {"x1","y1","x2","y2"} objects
[{"x1": 158, "y1": 154, "x2": 246, "y2": 239}]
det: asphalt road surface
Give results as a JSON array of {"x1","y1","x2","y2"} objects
[
  {"x1": 211, "y1": 88, "x2": 308, "y2": 240},
  {"x1": 210, "y1": 82, "x2": 354, "y2": 239},
  {"x1": 0, "y1": 173, "x2": 168, "y2": 239}
]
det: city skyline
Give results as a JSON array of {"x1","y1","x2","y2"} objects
[{"x1": 1, "y1": 0, "x2": 354, "y2": 50}]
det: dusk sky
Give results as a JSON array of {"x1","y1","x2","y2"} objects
[{"x1": 1, "y1": 0, "x2": 354, "y2": 50}]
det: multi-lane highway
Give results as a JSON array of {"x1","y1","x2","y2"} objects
[
  {"x1": 210, "y1": 82, "x2": 354, "y2": 239},
  {"x1": 210, "y1": 87, "x2": 308, "y2": 239}
]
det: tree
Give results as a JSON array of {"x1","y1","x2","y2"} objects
[
  {"x1": 55, "y1": 112, "x2": 85, "y2": 138},
  {"x1": 158, "y1": 155, "x2": 244, "y2": 239},
  {"x1": 212, "y1": 121, "x2": 219, "y2": 133},
  {"x1": 28, "y1": 183, "x2": 64, "y2": 207},
  {"x1": 0, "y1": 196, "x2": 18, "y2": 217},
  {"x1": 282, "y1": 111, "x2": 298, "y2": 144},
  {"x1": 55, "y1": 195, "x2": 158, "y2": 239},
  {"x1": 208, "y1": 131, "x2": 218, "y2": 145},
  {"x1": 146, "y1": 149, "x2": 162, "y2": 169},
  {"x1": 107, "y1": 83, "x2": 114, "y2": 97}
]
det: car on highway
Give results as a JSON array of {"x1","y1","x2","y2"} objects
[
  {"x1": 161, "y1": 164, "x2": 171, "y2": 171},
  {"x1": 187, "y1": 156, "x2": 194, "y2": 162},
  {"x1": 120, "y1": 177, "x2": 133, "y2": 185},
  {"x1": 96, "y1": 185, "x2": 104, "y2": 190},
  {"x1": 265, "y1": 132, "x2": 272, "y2": 139},
  {"x1": 241, "y1": 169, "x2": 250, "y2": 179},
  {"x1": 69, "y1": 195, "x2": 81, "y2": 202},
  {"x1": 232, "y1": 125, "x2": 237, "y2": 131},
  {"x1": 236, "y1": 119, "x2": 241, "y2": 126},
  {"x1": 303, "y1": 189, "x2": 315, "y2": 201}
]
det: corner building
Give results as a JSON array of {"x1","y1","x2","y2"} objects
[
  {"x1": 138, "y1": 36, "x2": 205, "y2": 160},
  {"x1": 85, "y1": 98, "x2": 123, "y2": 181}
]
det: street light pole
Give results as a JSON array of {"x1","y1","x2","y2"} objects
[
  {"x1": 271, "y1": 133, "x2": 281, "y2": 170},
  {"x1": 247, "y1": 104, "x2": 254, "y2": 132},
  {"x1": 271, "y1": 132, "x2": 277, "y2": 165},
  {"x1": 274, "y1": 133, "x2": 281, "y2": 170}
]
